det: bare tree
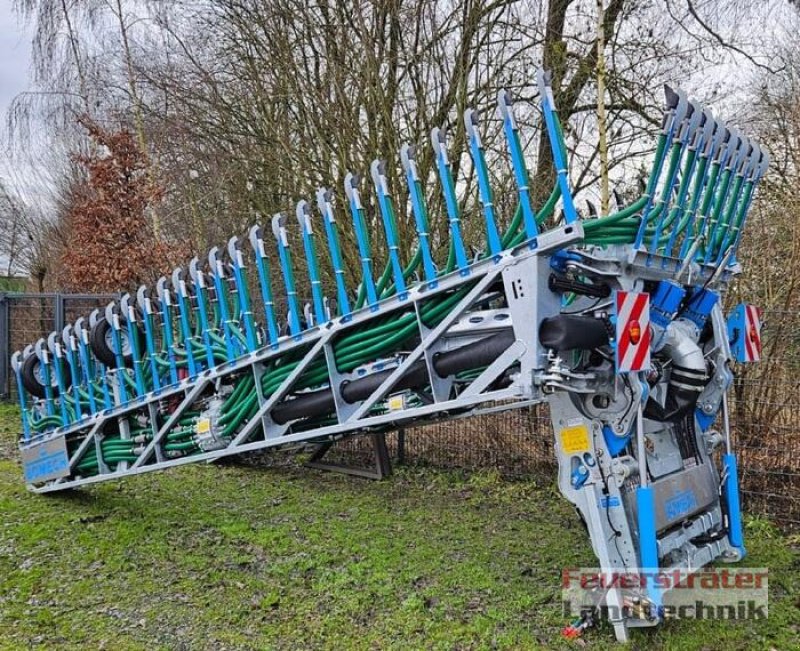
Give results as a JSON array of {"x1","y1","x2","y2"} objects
[{"x1": 3, "y1": 0, "x2": 789, "y2": 296}]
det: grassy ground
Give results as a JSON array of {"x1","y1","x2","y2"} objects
[{"x1": 0, "y1": 403, "x2": 797, "y2": 650}]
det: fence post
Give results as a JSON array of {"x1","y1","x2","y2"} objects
[
  {"x1": 0, "y1": 293, "x2": 8, "y2": 399},
  {"x1": 55, "y1": 293, "x2": 65, "y2": 334}
]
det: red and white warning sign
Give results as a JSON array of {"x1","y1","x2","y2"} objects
[
  {"x1": 742, "y1": 305, "x2": 763, "y2": 362},
  {"x1": 728, "y1": 303, "x2": 763, "y2": 363},
  {"x1": 614, "y1": 291, "x2": 651, "y2": 374}
]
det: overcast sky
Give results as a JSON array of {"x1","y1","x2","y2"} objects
[
  {"x1": 0, "y1": 4, "x2": 32, "y2": 129},
  {"x1": 0, "y1": 5, "x2": 33, "y2": 273}
]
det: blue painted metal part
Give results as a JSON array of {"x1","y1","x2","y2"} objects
[
  {"x1": 683, "y1": 287, "x2": 718, "y2": 329},
  {"x1": 676, "y1": 116, "x2": 727, "y2": 265},
  {"x1": 33, "y1": 339, "x2": 55, "y2": 416},
  {"x1": 430, "y1": 128, "x2": 469, "y2": 275},
  {"x1": 464, "y1": 109, "x2": 503, "y2": 257},
  {"x1": 99, "y1": 363, "x2": 112, "y2": 409},
  {"x1": 75, "y1": 319, "x2": 98, "y2": 415},
  {"x1": 271, "y1": 213, "x2": 302, "y2": 336},
  {"x1": 689, "y1": 127, "x2": 735, "y2": 263},
  {"x1": 697, "y1": 129, "x2": 742, "y2": 264},
  {"x1": 156, "y1": 278, "x2": 179, "y2": 384},
  {"x1": 536, "y1": 70, "x2": 579, "y2": 225},
  {"x1": 88, "y1": 310, "x2": 113, "y2": 411},
  {"x1": 11, "y1": 352, "x2": 31, "y2": 440},
  {"x1": 636, "y1": 486, "x2": 662, "y2": 608},
  {"x1": 712, "y1": 137, "x2": 753, "y2": 256},
  {"x1": 136, "y1": 287, "x2": 161, "y2": 392},
  {"x1": 172, "y1": 268, "x2": 197, "y2": 378},
  {"x1": 650, "y1": 280, "x2": 685, "y2": 329},
  {"x1": 296, "y1": 201, "x2": 327, "y2": 325},
  {"x1": 62, "y1": 327, "x2": 83, "y2": 420},
  {"x1": 344, "y1": 174, "x2": 379, "y2": 310},
  {"x1": 104, "y1": 304, "x2": 129, "y2": 404},
  {"x1": 695, "y1": 408, "x2": 715, "y2": 432},
  {"x1": 602, "y1": 424, "x2": 631, "y2": 457},
  {"x1": 648, "y1": 100, "x2": 703, "y2": 258},
  {"x1": 633, "y1": 85, "x2": 689, "y2": 249},
  {"x1": 723, "y1": 452, "x2": 746, "y2": 555},
  {"x1": 400, "y1": 144, "x2": 437, "y2": 287},
  {"x1": 248, "y1": 226, "x2": 280, "y2": 346},
  {"x1": 498, "y1": 89, "x2": 538, "y2": 243},
  {"x1": 661, "y1": 105, "x2": 713, "y2": 260},
  {"x1": 713, "y1": 143, "x2": 761, "y2": 264},
  {"x1": 208, "y1": 247, "x2": 238, "y2": 360},
  {"x1": 729, "y1": 150, "x2": 770, "y2": 263},
  {"x1": 703, "y1": 133, "x2": 750, "y2": 264},
  {"x1": 48, "y1": 335, "x2": 70, "y2": 423},
  {"x1": 371, "y1": 160, "x2": 408, "y2": 298},
  {"x1": 189, "y1": 257, "x2": 216, "y2": 370},
  {"x1": 227, "y1": 237, "x2": 258, "y2": 352},
  {"x1": 316, "y1": 189, "x2": 353, "y2": 318},
  {"x1": 120, "y1": 294, "x2": 146, "y2": 397},
  {"x1": 570, "y1": 461, "x2": 589, "y2": 489}
]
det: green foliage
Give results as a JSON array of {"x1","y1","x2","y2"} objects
[
  {"x1": 0, "y1": 277, "x2": 26, "y2": 292},
  {"x1": 0, "y1": 403, "x2": 797, "y2": 649}
]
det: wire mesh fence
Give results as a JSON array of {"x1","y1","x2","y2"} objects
[
  {"x1": 1, "y1": 295, "x2": 797, "y2": 528},
  {"x1": 0, "y1": 293, "x2": 118, "y2": 399}
]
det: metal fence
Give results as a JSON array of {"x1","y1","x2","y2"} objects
[
  {"x1": 0, "y1": 292, "x2": 118, "y2": 399},
  {"x1": 1, "y1": 295, "x2": 798, "y2": 528}
]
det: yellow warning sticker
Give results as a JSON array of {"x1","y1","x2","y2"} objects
[
  {"x1": 196, "y1": 418, "x2": 211, "y2": 434},
  {"x1": 387, "y1": 395, "x2": 405, "y2": 412},
  {"x1": 559, "y1": 424, "x2": 590, "y2": 454}
]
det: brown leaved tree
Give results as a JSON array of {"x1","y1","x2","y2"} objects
[{"x1": 58, "y1": 119, "x2": 183, "y2": 293}]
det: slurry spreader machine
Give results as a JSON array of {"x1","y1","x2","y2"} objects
[{"x1": 12, "y1": 70, "x2": 766, "y2": 641}]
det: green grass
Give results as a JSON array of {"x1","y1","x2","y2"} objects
[{"x1": 0, "y1": 402, "x2": 797, "y2": 650}]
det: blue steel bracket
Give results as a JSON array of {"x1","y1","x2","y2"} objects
[
  {"x1": 247, "y1": 225, "x2": 281, "y2": 346},
  {"x1": 10, "y1": 351, "x2": 31, "y2": 440},
  {"x1": 344, "y1": 173, "x2": 379, "y2": 310},
  {"x1": 208, "y1": 246, "x2": 238, "y2": 360},
  {"x1": 315, "y1": 188, "x2": 353, "y2": 319},
  {"x1": 136, "y1": 286, "x2": 162, "y2": 392},
  {"x1": 271, "y1": 213, "x2": 302, "y2": 336},
  {"x1": 61, "y1": 325, "x2": 84, "y2": 420},
  {"x1": 723, "y1": 452, "x2": 746, "y2": 557},
  {"x1": 46, "y1": 332, "x2": 71, "y2": 423},
  {"x1": 227, "y1": 236, "x2": 259, "y2": 352},
  {"x1": 171, "y1": 267, "x2": 198, "y2": 377},
  {"x1": 400, "y1": 144, "x2": 438, "y2": 287},
  {"x1": 189, "y1": 256, "x2": 217, "y2": 370},
  {"x1": 464, "y1": 108, "x2": 503, "y2": 258},
  {"x1": 497, "y1": 88, "x2": 538, "y2": 243},
  {"x1": 156, "y1": 277, "x2": 180, "y2": 384},
  {"x1": 296, "y1": 200, "x2": 328, "y2": 325},
  {"x1": 370, "y1": 159, "x2": 408, "y2": 299},
  {"x1": 119, "y1": 292, "x2": 146, "y2": 397},
  {"x1": 536, "y1": 69, "x2": 579, "y2": 226},
  {"x1": 430, "y1": 127, "x2": 469, "y2": 274}
]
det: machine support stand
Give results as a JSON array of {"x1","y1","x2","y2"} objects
[{"x1": 306, "y1": 433, "x2": 392, "y2": 480}]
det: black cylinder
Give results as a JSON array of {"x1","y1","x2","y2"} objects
[
  {"x1": 538, "y1": 315, "x2": 609, "y2": 351},
  {"x1": 271, "y1": 328, "x2": 516, "y2": 425}
]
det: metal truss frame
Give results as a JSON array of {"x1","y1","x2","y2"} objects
[{"x1": 25, "y1": 223, "x2": 582, "y2": 493}]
